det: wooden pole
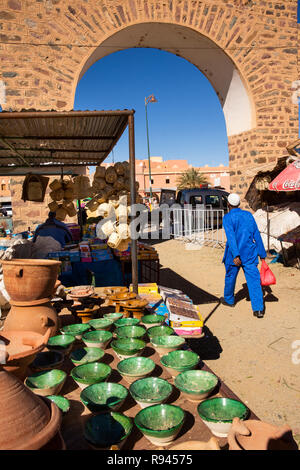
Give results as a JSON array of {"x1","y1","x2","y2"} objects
[{"x1": 128, "y1": 113, "x2": 138, "y2": 294}]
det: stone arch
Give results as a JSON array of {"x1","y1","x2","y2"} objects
[
  {"x1": 0, "y1": 0, "x2": 298, "y2": 203},
  {"x1": 76, "y1": 22, "x2": 256, "y2": 138}
]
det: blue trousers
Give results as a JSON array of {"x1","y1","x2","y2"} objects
[{"x1": 224, "y1": 263, "x2": 264, "y2": 312}]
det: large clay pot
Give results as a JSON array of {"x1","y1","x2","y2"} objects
[
  {"x1": 228, "y1": 417, "x2": 298, "y2": 450},
  {"x1": 4, "y1": 301, "x2": 59, "y2": 337},
  {"x1": 0, "y1": 328, "x2": 51, "y2": 380},
  {"x1": 0, "y1": 367, "x2": 63, "y2": 449},
  {"x1": 1, "y1": 259, "x2": 61, "y2": 302}
]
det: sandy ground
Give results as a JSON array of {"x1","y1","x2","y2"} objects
[{"x1": 150, "y1": 237, "x2": 300, "y2": 445}]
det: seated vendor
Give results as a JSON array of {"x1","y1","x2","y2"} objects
[{"x1": 33, "y1": 211, "x2": 73, "y2": 248}]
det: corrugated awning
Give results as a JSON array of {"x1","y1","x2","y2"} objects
[{"x1": 0, "y1": 110, "x2": 134, "y2": 168}]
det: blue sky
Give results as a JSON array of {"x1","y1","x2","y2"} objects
[
  {"x1": 75, "y1": 3, "x2": 300, "y2": 167},
  {"x1": 75, "y1": 48, "x2": 229, "y2": 167}
]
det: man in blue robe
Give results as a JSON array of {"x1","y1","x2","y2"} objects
[{"x1": 221, "y1": 193, "x2": 267, "y2": 318}]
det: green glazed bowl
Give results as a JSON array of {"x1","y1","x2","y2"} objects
[
  {"x1": 47, "y1": 334, "x2": 75, "y2": 354},
  {"x1": 104, "y1": 312, "x2": 124, "y2": 323},
  {"x1": 197, "y1": 397, "x2": 249, "y2": 438},
  {"x1": 71, "y1": 362, "x2": 112, "y2": 390},
  {"x1": 160, "y1": 350, "x2": 199, "y2": 377},
  {"x1": 115, "y1": 325, "x2": 146, "y2": 340},
  {"x1": 82, "y1": 330, "x2": 112, "y2": 349},
  {"x1": 88, "y1": 318, "x2": 114, "y2": 331},
  {"x1": 84, "y1": 412, "x2": 133, "y2": 450},
  {"x1": 174, "y1": 370, "x2": 218, "y2": 402},
  {"x1": 115, "y1": 318, "x2": 140, "y2": 328},
  {"x1": 25, "y1": 369, "x2": 67, "y2": 397},
  {"x1": 111, "y1": 338, "x2": 145, "y2": 360},
  {"x1": 80, "y1": 382, "x2": 128, "y2": 413},
  {"x1": 134, "y1": 404, "x2": 185, "y2": 445},
  {"x1": 30, "y1": 350, "x2": 64, "y2": 372},
  {"x1": 46, "y1": 395, "x2": 70, "y2": 414},
  {"x1": 150, "y1": 335, "x2": 186, "y2": 356},
  {"x1": 141, "y1": 314, "x2": 165, "y2": 328},
  {"x1": 60, "y1": 323, "x2": 90, "y2": 340},
  {"x1": 117, "y1": 357, "x2": 156, "y2": 384},
  {"x1": 148, "y1": 325, "x2": 174, "y2": 340},
  {"x1": 129, "y1": 377, "x2": 173, "y2": 408},
  {"x1": 69, "y1": 347, "x2": 105, "y2": 366}
]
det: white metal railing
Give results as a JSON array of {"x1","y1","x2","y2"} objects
[{"x1": 168, "y1": 208, "x2": 225, "y2": 247}]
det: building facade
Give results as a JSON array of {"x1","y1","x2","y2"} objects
[{"x1": 135, "y1": 157, "x2": 230, "y2": 196}]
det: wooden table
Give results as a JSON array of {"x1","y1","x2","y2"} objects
[{"x1": 58, "y1": 311, "x2": 258, "y2": 451}]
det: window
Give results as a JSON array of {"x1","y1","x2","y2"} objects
[
  {"x1": 151, "y1": 179, "x2": 154, "y2": 184},
  {"x1": 222, "y1": 195, "x2": 228, "y2": 209},
  {"x1": 1, "y1": 184, "x2": 6, "y2": 191},
  {"x1": 205, "y1": 195, "x2": 220, "y2": 208},
  {"x1": 166, "y1": 179, "x2": 170, "y2": 184},
  {"x1": 190, "y1": 195, "x2": 203, "y2": 206}
]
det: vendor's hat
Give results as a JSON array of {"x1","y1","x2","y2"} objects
[{"x1": 228, "y1": 193, "x2": 240, "y2": 207}]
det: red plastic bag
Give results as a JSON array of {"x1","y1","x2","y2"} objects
[{"x1": 260, "y1": 260, "x2": 276, "y2": 286}]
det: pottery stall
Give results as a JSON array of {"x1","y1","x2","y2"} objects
[
  {"x1": 67, "y1": 286, "x2": 104, "y2": 323},
  {"x1": 2, "y1": 259, "x2": 61, "y2": 337}
]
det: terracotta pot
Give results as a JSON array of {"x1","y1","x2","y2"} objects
[
  {"x1": 4, "y1": 301, "x2": 59, "y2": 337},
  {"x1": 1, "y1": 259, "x2": 61, "y2": 302},
  {"x1": 0, "y1": 328, "x2": 51, "y2": 380},
  {"x1": 228, "y1": 418, "x2": 298, "y2": 451},
  {"x1": 168, "y1": 437, "x2": 220, "y2": 451},
  {"x1": 0, "y1": 367, "x2": 62, "y2": 449}
]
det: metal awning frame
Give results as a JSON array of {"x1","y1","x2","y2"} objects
[{"x1": 0, "y1": 109, "x2": 138, "y2": 293}]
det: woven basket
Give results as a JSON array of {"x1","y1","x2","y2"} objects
[
  {"x1": 50, "y1": 188, "x2": 64, "y2": 201},
  {"x1": 95, "y1": 166, "x2": 106, "y2": 178},
  {"x1": 48, "y1": 200, "x2": 59, "y2": 212},
  {"x1": 65, "y1": 202, "x2": 77, "y2": 217},
  {"x1": 114, "y1": 162, "x2": 125, "y2": 176},
  {"x1": 56, "y1": 206, "x2": 67, "y2": 221},
  {"x1": 49, "y1": 179, "x2": 62, "y2": 191},
  {"x1": 64, "y1": 188, "x2": 74, "y2": 200},
  {"x1": 98, "y1": 202, "x2": 114, "y2": 218},
  {"x1": 105, "y1": 167, "x2": 117, "y2": 184},
  {"x1": 113, "y1": 177, "x2": 124, "y2": 191},
  {"x1": 86, "y1": 198, "x2": 100, "y2": 212}
]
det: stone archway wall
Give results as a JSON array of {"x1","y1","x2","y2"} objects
[{"x1": 0, "y1": 0, "x2": 299, "y2": 222}]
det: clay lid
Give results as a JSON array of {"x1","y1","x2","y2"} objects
[
  {"x1": 0, "y1": 259, "x2": 61, "y2": 266},
  {"x1": 0, "y1": 367, "x2": 54, "y2": 449},
  {"x1": 0, "y1": 329, "x2": 51, "y2": 362}
]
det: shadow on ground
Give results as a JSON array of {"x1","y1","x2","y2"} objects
[
  {"x1": 235, "y1": 282, "x2": 279, "y2": 304},
  {"x1": 159, "y1": 267, "x2": 219, "y2": 304},
  {"x1": 187, "y1": 326, "x2": 223, "y2": 361}
]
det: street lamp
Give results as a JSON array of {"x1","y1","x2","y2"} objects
[{"x1": 145, "y1": 94, "x2": 157, "y2": 204}]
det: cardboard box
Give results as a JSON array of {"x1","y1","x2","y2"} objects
[{"x1": 130, "y1": 283, "x2": 159, "y2": 294}]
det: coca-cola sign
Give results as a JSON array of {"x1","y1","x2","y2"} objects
[{"x1": 282, "y1": 179, "x2": 300, "y2": 190}]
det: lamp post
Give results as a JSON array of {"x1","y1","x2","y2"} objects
[{"x1": 145, "y1": 94, "x2": 157, "y2": 204}]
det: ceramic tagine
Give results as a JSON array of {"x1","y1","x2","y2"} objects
[
  {"x1": 0, "y1": 366, "x2": 65, "y2": 450},
  {"x1": 227, "y1": 417, "x2": 298, "y2": 451},
  {"x1": 0, "y1": 328, "x2": 51, "y2": 380}
]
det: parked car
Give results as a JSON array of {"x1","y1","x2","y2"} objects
[
  {"x1": 175, "y1": 188, "x2": 229, "y2": 210},
  {"x1": 169, "y1": 188, "x2": 229, "y2": 232}
]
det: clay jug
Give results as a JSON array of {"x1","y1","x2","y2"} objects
[
  {"x1": 228, "y1": 417, "x2": 298, "y2": 450},
  {"x1": 1, "y1": 259, "x2": 61, "y2": 302},
  {"x1": 4, "y1": 301, "x2": 59, "y2": 337},
  {"x1": 0, "y1": 367, "x2": 63, "y2": 449}
]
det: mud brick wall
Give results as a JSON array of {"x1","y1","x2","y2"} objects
[
  {"x1": 9, "y1": 176, "x2": 79, "y2": 232},
  {"x1": 0, "y1": 0, "x2": 298, "y2": 214}
]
